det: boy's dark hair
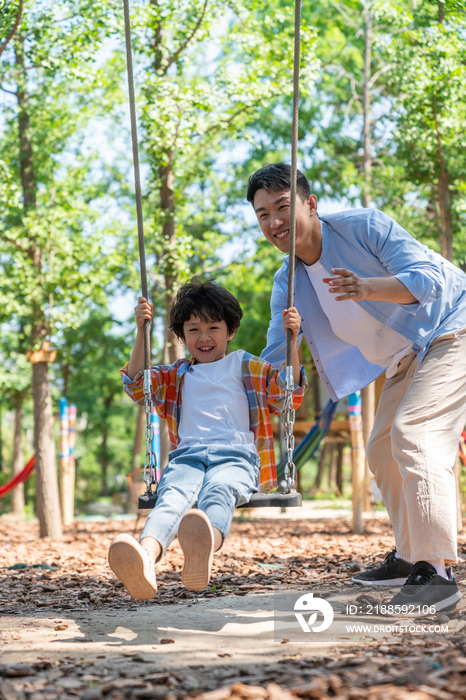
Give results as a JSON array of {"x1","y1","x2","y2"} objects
[
  {"x1": 246, "y1": 163, "x2": 311, "y2": 205},
  {"x1": 169, "y1": 278, "x2": 243, "y2": 341}
]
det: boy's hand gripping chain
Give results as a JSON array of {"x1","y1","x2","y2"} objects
[
  {"x1": 143, "y1": 370, "x2": 156, "y2": 493},
  {"x1": 280, "y1": 365, "x2": 296, "y2": 493}
]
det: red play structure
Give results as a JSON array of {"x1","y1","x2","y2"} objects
[{"x1": 0, "y1": 455, "x2": 35, "y2": 498}]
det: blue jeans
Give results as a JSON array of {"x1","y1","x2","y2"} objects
[{"x1": 140, "y1": 445, "x2": 261, "y2": 558}]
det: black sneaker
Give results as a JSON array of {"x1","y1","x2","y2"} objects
[
  {"x1": 352, "y1": 550, "x2": 413, "y2": 586},
  {"x1": 385, "y1": 561, "x2": 462, "y2": 616}
]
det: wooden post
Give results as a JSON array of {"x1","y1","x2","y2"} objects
[
  {"x1": 336, "y1": 444, "x2": 344, "y2": 496},
  {"x1": 349, "y1": 391, "x2": 365, "y2": 534},
  {"x1": 58, "y1": 398, "x2": 70, "y2": 525},
  {"x1": 361, "y1": 382, "x2": 376, "y2": 513},
  {"x1": 67, "y1": 404, "x2": 76, "y2": 525},
  {"x1": 455, "y1": 453, "x2": 463, "y2": 534}
]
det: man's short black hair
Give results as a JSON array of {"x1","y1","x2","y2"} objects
[
  {"x1": 246, "y1": 163, "x2": 311, "y2": 205},
  {"x1": 169, "y1": 278, "x2": 243, "y2": 341}
]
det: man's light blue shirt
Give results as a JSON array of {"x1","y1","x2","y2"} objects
[{"x1": 261, "y1": 208, "x2": 466, "y2": 401}]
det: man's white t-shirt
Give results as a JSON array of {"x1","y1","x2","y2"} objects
[
  {"x1": 304, "y1": 261, "x2": 413, "y2": 378},
  {"x1": 178, "y1": 349, "x2": 256, "y2": 451}
]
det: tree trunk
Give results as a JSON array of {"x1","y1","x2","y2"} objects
[
  {"x1": 159, "y1": 157, "x2": 185, "y2": 470},
  {"x1": 16, "y1": 39, "x2": 60, "y2": 538},
  {"x1": 438, "y1": 1, "x2": 445, "y2": 24},
  {"x1": 432, "y1": 99, "x2": 453, "y2": 262},
  {"x1": 315, "y1": 442, "x2": 331, "y2": 489},
  {"x1": 335, "y1": 444, "x2": 343, "y2": 496},
  {"x1": 11, "y1": 403, "x2": 25, "y2": 516},
  {"x1": 328, "y1": 443, "x2": 337, "y2": 489},
  {"x1": 33, "y1": 362, "x2": 62, "y2": 539},
  {"x1": 15, "y1": 40, "x2": 37, "y2": 211},
  {"x1": 437, "y1": 165, "x2": 453, "y2": 262},
  {"x1": 362, "y1": 3, "x2": 372, "y2": 209},
  {"x1": 101, "y1": 430, "x2": 109, "y2": 496},
  {"x1": 100, "y1": 393, "x2": 115, "y2": 495}
]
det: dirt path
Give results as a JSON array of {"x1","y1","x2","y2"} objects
[{"x1": 2, "y1": 514, "x2": 466, "y2": 699}]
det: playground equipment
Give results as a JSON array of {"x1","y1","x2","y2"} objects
[
  {"x1": 0, "y1": 454, "x2": 35, "y2": 498},
  {"x1": 123, "y1": 0, "x2": 304, "y2": 510},
  {"x1": 59, "y1": 399, "x2": 76, "y2": 526}
]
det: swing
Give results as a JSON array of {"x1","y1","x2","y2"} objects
[{"x1": 123, "y1": 0, "x2": 303, "y2": 510}]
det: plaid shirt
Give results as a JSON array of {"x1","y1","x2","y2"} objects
[{"x1": 121, "y1": 352, "x2": 307, "y2": 492}]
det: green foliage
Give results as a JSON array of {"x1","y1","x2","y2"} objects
[
  {"x1": 120, "y1": 0, "x2": 319, "y2": 302},
  {"x1": 229, "y1": 0, "x2": 466, "y2": 267},
  {"x1": 2, "y1": 0, "x2": 466, "y2": 516},
  {"x1": 0, "y1": 1, "x2": 125, "y2": 343},
  {"x1": 383, "y1": 1, "x2": 466, "y2": 264}
]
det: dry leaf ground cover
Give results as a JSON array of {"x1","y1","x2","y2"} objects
[{"x1": 1, "y1": 515, "x2": 466, "y2": 699}]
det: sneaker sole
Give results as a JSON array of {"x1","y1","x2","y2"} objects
[
  {"x1": 406, "y1": 590, "x2": 463, "y2": 617},
  {"x1": 179, "y1": 510, "x2": 214, "y2": 592},
  {"x1": 352, "y1": 576, "x2": 408, "y2": 586},
  {"x1": 108, "y1": 534, "x2": 157, "y2": 600}
]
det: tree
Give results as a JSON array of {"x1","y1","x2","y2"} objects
[
  {"x1": 386, "y1": 0, "x2": 466, "y2": 263},
  {"x1": 0, "y1": 0, "x2": 120, "y2": 537}
]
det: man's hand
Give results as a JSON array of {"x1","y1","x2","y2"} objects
[
  {"x1": 322, "y1": 268, "x2": 417, "y2": 304},
  {"x1": 135, "y1": 297, "x2": 153, "y2": 329},
  {"x1": 322, "y1": 268, "x2": 369, "y2": 301},
  {"x1": 282, "y1": 307, "x2": 302, "y2": 384},
  {"x1": 282, "y1": 306, "x2": 301, "y2": 336}
]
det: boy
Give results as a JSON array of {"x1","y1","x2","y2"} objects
[{"x1": 108, "y1": 279, "x2": 306, "y2": 600}]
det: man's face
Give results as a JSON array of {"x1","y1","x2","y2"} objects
[{"x1": 253, "y1": 188, "x2": 320, "y2": 264}]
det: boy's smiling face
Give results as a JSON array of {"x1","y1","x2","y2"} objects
[{"x1": 183, "y1": 314, "x2": 235, "y2": 363}]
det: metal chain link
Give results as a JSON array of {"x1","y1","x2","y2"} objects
[
  {"x1": 143, "y1": 370, "x2": 156, "y2": 491},
  {"x1": 281, "y1": 366, "x2": 296, "y2": 492}
]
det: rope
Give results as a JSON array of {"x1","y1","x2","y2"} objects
[
  {"x1": 123, "y1": 0, "x2": 157, "y2": 491},
  {"x1": 123, "y1": 0, "x2": 150, "y2": 371},
  {"x1": 281, "y1": 0, "x2": 301, "y2": 492},
  {"x1": 286, "y1": 0, "x2": 301, "y2": 368}
]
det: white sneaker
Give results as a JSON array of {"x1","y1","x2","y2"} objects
[
  {"x1": 108, "y1": 533, "x2": 157, "y2": 600},
  {"x1": 178, "y1": 510, "x2": 214, "y2": 591}
]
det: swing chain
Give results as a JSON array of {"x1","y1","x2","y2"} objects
[
  {"x1": 143, "y1": 369, "x2": 156, "y2": 492},
  {"x1": 281, "y1": 365, "x2": 296, "y2": 492}
]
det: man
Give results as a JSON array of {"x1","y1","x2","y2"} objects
[{"x1": 249, "y1": 162, "x2": 466, "y2": 614}]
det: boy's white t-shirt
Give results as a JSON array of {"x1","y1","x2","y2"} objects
[
  {"x1": 304, "y1": 261, "x2": 413, "y2": 378},
  {"x1": 178, "y1": 349, "x2": 257, "y2": 452}
]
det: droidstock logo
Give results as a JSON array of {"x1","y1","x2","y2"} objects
[{"x1": 293, "y1": 593, "x2": 334, "y2": 633}]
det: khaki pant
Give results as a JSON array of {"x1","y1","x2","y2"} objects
[{"x1": 366, "y1": 326, "x2": 466, "y2": 564}]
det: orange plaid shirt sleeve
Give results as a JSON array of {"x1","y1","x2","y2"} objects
[{"x1": 120, "y1": 352, "x2": 307, "y2": 493}]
